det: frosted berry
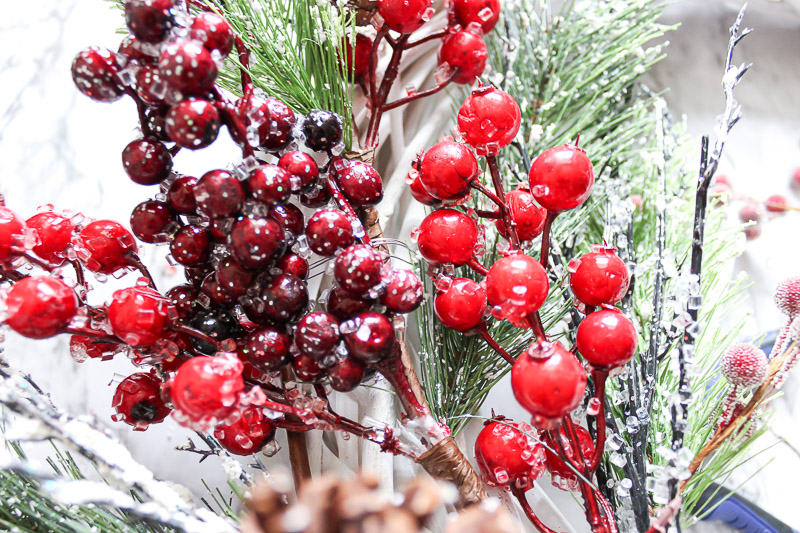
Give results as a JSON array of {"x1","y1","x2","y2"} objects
[
  {"x1": 576, "y1": 309, "x2": 637, "y2": 369},
  {"x1": 434, "y1": 277, "x2": 486, "y2": 331},
  {"x1": 299, "y1": 185, "x2": 331, "y2": 208},
  {"x1": 295, "y1": 312, "x2": 340, "y2": 358},
  {"x1": 327, "y1": 286, "x2": 371, "y2": 320},
  {"x1": 475, "y1": 420, "x2": 545, "y2": 490},
  {"x1": 335, "y1": 161, "x2": 384, "y2": 207},
  {"x1": 766, "y1": 194, "x2": 788, "y2": 213},
  {"x1": 228, "y1": 216, "x2": 286, "y2": 269},
  {"x1": 71, "y1": 47, "x2": 124, "y2": 102},
  {"x1": 168, "y1": 175, "x2": 199, "y2": 214},
  {"x1": 512, "y1": 341, "x2": 586, "y2": 427},
  {"x1": 255, "y1": 97, "x2": 297, "y2": 151},
  {"x1": 343, "y1": 34, "x2": 372, "y2": 80},
  {"x1": 486, "y1": 253, "x2": 549, "y2": 323},
  {"x1": 4, "y1": 277, "x2": 77, "y2": 339},
  {"x1": 248, "y1": 165, "x2": 292, "y2": 205},
  {"x1": 529, "y1": 144, "x2": 594, "y2": 212},
  {"x1": 408, "y1": 170, "x2": 439, "y2": 206},
  {"x1": 418, "y1": 141, "x2": 478, "y2": 201},
  {"x1": 333, "y1": 244, "x2": 384, "y2": 294},
  {"x1": 108, "y1": 286, "x2": 174, "y2": 346},
  {"x1": 253, "y1": 273, "x2": 308, "y2": 323},
  {"x1": 438, "y1": 30, "x2": 488, "y2": 85},
  {"x1": 568, "y1": 246, "x2": 630, "y2": 307},
  {"x1": 416, "y1": 209, "x2": 477, "y2": 265},
  {"x1": 544, "y1": 425, "x2": 594, "y2": 491},
  {"x1": 194, "y1": 169, "x2": 245, "y2": 218},
  {"x1": 494, "y1": 187, "x2": 546, "y2": 243},
  {"x1": 721, "y1": 343, "x2": 768, "y2": 388},
  {"x1": 135, "y1": 65, "x2": 166, "y2": 105},
  {"x1": 76, "y1": 220, "x2": 137, "y2": 274},
  {"x1": 775, "y1": 277, "x2": 800, "y2": 318},
  {"x1": 122, "y1": 139, "x2": 173, "y2": 185},
  {"x1": 378, "y1": 0, "x2": 432, "y2": 34},
  {"x1": 292, "y1": 353, "x2": 325, "y2": 382},
  {"x1": 305, "y1": 209, "x2": 355, "y2": 256},
  {"x1": 170, "y1": 225, "x2": 211, "y2": 267},
  {"x1": 277, "y1": 253, "x2": 309, "y2": 279},
  {"x1": 450, "y1": 0, "x2": 501, "y2": 33},
  {"x1": 112, "y1": 372, "x2": 170, "y2": 429},
  {"x1": 170, "y1": 353, "x2": 244, "y2": 428},
  {"x1": 124, "y1": 0, "x2": 175, "y2": 43},
  {"x1": 26, "y1": 212, "x2": 74, "y2": 264},
  {"x1": 215, "y1": 256, "x2": 254, "y2": 298},
  {"x1": 130, "y1": 200, "x2": 175, "y2": 243},
  {"x1": 189, "y1": 308, "x2": 240, "y2": 355},
  {"x1": 243, "y1": 327, "x2": 291, "y2": 372},
  {"x1": 190, "y1": 13, "x2": 235, "y2": 57},
  {"x1": 165, "y1": 99, "x2": 221, "y2": 149},
  {"x1": 343, "y1": 311, "x2": 394, "y2": 364},
  {"x1": 278, "y1": 151, "x2": 320, "y2": 192},
  {"x1": 70, "y1": 334, "x2": 117, "y2": 362},
  {"x1": 302, "y1": 110, "x2": 343, "y2": 152},
  {"x1": 380, "y1": 269, "x2": 423, "y2": 314},
  {"x1": 214, "y1": 404, "x2": 276, "y2": 455},
  {"x1": 166, "y1": 284, "x2": 197, "y2": 318},
  {"x1": 0, "y1": 207, "x2": 25, "y2": 264},
  {"x1": 457, "y1": 86, "x2": 521, "y2": 155},
  {"x1": 158, "y1": 39, "x2": 217, "y2": 93},
  {"x1": 328, "y1": 357, "x2": 365, "y2": 392}
]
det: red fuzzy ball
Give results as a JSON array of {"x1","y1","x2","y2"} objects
[
  {"x1": 775, "y1": 277, "x2": 800, "y2": 318},
  {"x1": 720, "y1": 343, "x2": 768, "y2": 388}
]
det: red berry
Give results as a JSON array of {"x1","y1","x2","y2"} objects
[
  {"x1": 544, "y1": 425, "x2": 594, "y2": 491},
  {"x1": 568, "y1": 247, "x2": 630, "y2": 307},
  {"x1": 194, "y1": 169, "x2": 245, "y2": 218},
  {"x1": 158, "y1": 39, "x2": 217, "y2": 93},
  {"x1": 277, "y1": 253, "x2": 309, "y2": 279},
  {"x1": 170, "y1": 354, "x2": 244, "y2": 428},
  {"x1": 278, "y1": 151, "x2": 320, "y2": 192},
  {"x1": 190, "y1": 13, "x2": 234, "y2": 57},
  {"x1": 511, "y1": 341, "x2": 587, "y2": 427},
  {"x1": 775, "y1": 277, "x2": 800, "y2": 318},
  {"x1": 739, "y1": 203, "x2": 760, "y2": 223},
  {"x1": 166, "y1": 284, "x2": 197, "y2": 319},
  {"x1": 486, "y1": 253, "x2": 549, "y2": 323},
  {"x1": 326, "y1": 286, "x2": 372, "y2": 320},
  {"x1": 576, "y1": 309, "x2": 637, "y2": 370},
  {"x1": 328, "y1": 357, "x2": 366, "y2": 392},
  {"x1": 792, "y1": 168, "x2": 800, "y2": 188},
  {"x1": 200, "y1": 273, "x2": 234, "y2": 307},
  {"x1": 168, "y1": 175, "x2": 199, "y2": 214},
  {"x1": 26, "y1": 212, "x2": 74, "y2": 264},
  {"x1": 333, "y1": 244, "x2": 384, "y2": 295},
  {"x1": 766, "y1": 194, "x2": 787, "y2": 213},
  {"x1": 305, "y1": 209, "x2": 355, "y2": 256},
  {"x1": 434, "y1": 277, "x2": 486, "y2": 331},
  {"x1": 4, "y1": 276, "x2": 77, "y2": 339},
  {"x1": 108, "y1": 286, "x2": 174, "y2": 346},
  {"x1": 170, "y1": 225, "x2": 211, "y2": 267},
  {"x1": 112, "y1": 372, "x2": 171, "y2": 430},
  {"x1": 407, "y1": 170, "x2": 439, "y2": 206},
  {"x1": 292, "y1": 353, "x2": 325, "y2": 382},
  {"x1": 253, "y1": 273, "x2": 308, "y2": 323},
  {"x1": 269, "y1": 204, "x2": 304, "y2": 237},
  {"x1": 248, "y1": 165, "x2": 292, "y2": 205},
  {"x1": 124, "y1": 0, "x2": 175, "y2": 43},
  {"x1": 118, "y1": 35, "x2": 155, "y2": 64},
  {"x1": 122, "y1": 139, "x2": 173, "y2": 185},
  {"x1": 418, "y1": 141, "x2": 478, "y2": 201},
  {"x1": 302, "y1": 110, "x2": 344, "y2": 153},
  {"x1": 343, "y1": 34, "x2": 372, "y2": 80},
  {"x1": 335, "y1": 161, "x2": 384, "y2": 208},
  {"x1": 144, "y1": 105, "x2": 171, "y2": 142},
  {"x1": 474, "y1": 420, "x2": 545, "y2": 490},
  {"x1": 416, "y1": 209, "x2": 477, "y2": 265},
  {"x1": 69, "y1": 334, "x2": 117, "y2": 362},
  {"x1": 76, "y1": 220, "x2": 137, "y2": 274},
  {"x1": 378, "y1": 0, "x2": 432, "y2": 34},
  {"x1": 214, "y1": 404, "x2": 276, "y2": 455},
  {"x1": 135, "y1": 65, "x2": 166, "y2": 105},
  {"x1": 299, "y1": 185, "x2": 332, "y2": 208},
  {"x1": 295, "y1": 312, "x2": 340, "y2": 358},
  {"x1": 165, "y1": 99, "x2": 221, "y2": 149},
  {"x1": 438, "y1": 30, "x2": 488, "y2": 85},
  {"x1": 228, "y1": 216, "x2": 286, "y2": 269},
  {"x1": 130, "y1": 200, "x2": 175, "y2": 243},
  {"x1": 721, "y1": 343, "x2": 768, "y2": 388},
  {"x1": 71, "y1": 47, "x2": 124, "y2": 102},
  {"x1": 189, "y1": 307, "x2": 239, "y2": 354},
  {"x1": 457, "y1": 86, "x2": 521, "y2": 156},
  {"x1": 744, "y1": 225, "x2": 761, "y2": 241},
  {"x1": 0, "y1": 207, "x2": 25, "y2": 264},
  {"x1": 450, "y1": 0, "x2": 501, "y2": 33},
  {"x1": 380, "y1": 269, "x2": 423, "y2": 314},
  {"x1": 494, "y1": 187, "x2": 546, "y2": 243},
  {"x1": 529, "y1": 144, "x2": 594, "y2": 212},
  {"x1": 343, "y1": 311, "x2": 394, "y2": 364},
  {"x1": 215, "y1": 256, "x2": 254, "y2": 298},
  {"x1": 243, "y1": 327, "x2": 291, "y2": 372},
  {"x1": 255, "y1": 97, "x2": 297, "y2": 151}
]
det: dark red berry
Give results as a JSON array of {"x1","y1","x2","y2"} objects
[
  {"x1": 335, "y1": 161, "x2": 383, "y2": 207},
  {"x1": 170, "y1": 225, "x2": 211, "y2": 267},
  {"x1": 416, "y1": 209, "x2": 477, "y2": 265},
  {"x1": 70, "y1": 334, "x2": 117, "y2": 362},
  {"x1": 228, "y1": 216, "x2": 286, "y2": 269},
  {"x1": 130, "y1": 200, "x2": 175, "y2": 243},
  {"x1": 200, "y1": 274, "x2": 234, "y2": 307},
  {"x1": 166, "y1": 284, "x2": 197, "y2": 318},
  {"x1": 158, "y1": 39, "x2": 217, "y2": 93},
  {"x1": 327, "y1": 286, "x2": 372, "y2": 320},
  {"x1": 184, "y1": 264, "x2": 213, "y2": 286},
  {"x1": 302, "y1": 110, "x2": 343, "y2": 152},
  {"x1": 305, "y1": 209, "x2": 354, "y2": 256},
  {"x1": 434, "y1": 277, "x2": 486, "y2": 331},
  {"x1": 544, "y1": 425, "x2": 594, "y2": 490},
  {"x1": 214, "y1": 404, "x2": 275, "y2": 455},
  {"x1": 296, "y1": 312, "x2": 340, "y2": 358},
  {"x1": 475, "y1": 420, "x2": 545, "y2": 490},
  {"x1": 438, "y1": 30, "x2": 487, "y2": 84},
  {"x1": 165, "y1": 99, "x2": 221, "y2": 149},
  {"x1": 243, "y1": 327, "x2": 291, "y2": 372},
  {"x1": 343, "y1": 311, "x2": 394, "y2": 364},
  {"x1": 418, "y1": 141, "x2": 478, "y2": 201},
  {"x1": 278, "y1": 151, "x2": 320, "y2": 192},
  {"x1": 76, "y1": 220, "x2": 137, "y2": 274},
  {"x1": 292, "y1": 353, "x2": 325, "y2": 382},
  {"x1": 5, "y1": 277, "x2": 77, "y2": 339},
  {"x1": 253, "y1": 273, "x2": 308, "y2": 323},
  {"x1": 135, "y1": 65, "x2": 166, "y2": 105},
  {"x1": 170, "y1": 353, "x2": 244, "y2": 428},
  {"x1": 118, "y1": 35, "x2": 155, "y2": 64},
  {"x1": 71, "y1": 47, "x2": 124, "y2": 102},
  {"x1": 255, "y1": 97, "x2": 297, "y2": 151},
  {"x1": 450, "y1": 0, "x2": 501, "y2": 33},
  {"x1": 26, "y1": 212, "x2": 74, "y2": 264},
  {"x1": 112, "y1": 372, "x2": 171, "y2": 429},
  {"x1": 529, "y1": 144, "x2": 594, "y2": 212},
  {"x1": 378, "y1": 0, "x2": 432, "y2": 34},
  {"x1": 486, "y1": 253, "x2": 549, "y2": 324},
  {"x1": 277, "y1": 253, "x2": 309, "y2": 279},
  {"x1": 168, "y1": 175, "x2": 199, "y2": 214},
  {"x1": 328, "y1": 357, "x2": 365, "y2": 392},
  {"x1": 144, "y1": 105, "x2": 171, "y2": 141},
  {"x1": 568, "y1": 247, "x2": 629, "y2": 307},
  {"x1": 124, "y1": 0, "x2": 175, "y2": 44},
  {"x1": 380, "y1": 269, "x2": 423, "y2": 314},
  {"x1": 299, "y1": 185, "x2": 331, "y2": 208},
  {"x1": 248, "y1": 165, "x2": 292, "y2": 205},
  {"x1": 122, "y1": 139, "x2": 173, "y2": 185},
  {"x1": 190, "y1": 13, "x2": 234, "y2": 57},
  {"x1": 576, "y1": 309, "x2": 637, "y2": 370},
  {"x1": 494, "y1": 187, "x2": 547, "y2": 243},
  {"x1": 108, "y1": 286, "x2": 174, "y2": 346},
  {"x1": 269, "y1": 204, "x2": 304, "y2": 237},
  {"x1": 194, "y1": 169, "x2": 245, "y2": 218},
  {"x1": 215, "y1": 256, "x2": 254, "y2": 298},
  {"x1": 189, "y1": 308, "x2": 240, "y2": 355},
  {"x1": 333, "y1": 244, "x2": 384, "y2": 294},
  {"x1": 0, "y1": 207, "x2": 25, "y2": 264},
  {"x1": 457, "y1": 86, "x2": 521, "y2": 155}
]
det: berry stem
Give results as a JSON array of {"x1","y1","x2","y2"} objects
[
  {"x1": 510, "y1": 485, "x2": 561, "y2": 533},
  {"x1": 170, "y1": 322, "x2": 220, "y2": 351},
  {"x1": 539, "y1": 211, "x2": 558, "y2": 269},
  {"x1": 486, "y1": 155, "x2": 520, "y2": 249},
  {"x1": 365, "y1": 30, "x2": 411, "y2": 147},
  {"x1": 526, "y1": 312, "x2": 547, "y2": 340},
  {"x1": 470, "y1": 180, "x2": 507, "y2": 212},
  {"x1": 477, "y1": 322, "x2": 514, "y2": 365},
  {"x1": 372, "y1": 345, "x2": 430, "y2": 419},
  {"x1": 64, "y1": 326, "x2": 120, "y2": 344},
  {"x1": 368, "y1": 26, "x2": 389, "y2": 103},
  {"x1": 381, "y1": 71, "x2": 457, "y2": 111},
  {"x1": 21, "y1": 253, "x2": 55, "y2": 272},
  {"x1": 405, "y1": 28, "x2": 449, "y2": 49},
  {"x1": 474, "y1": 208, "x2": 501, "y2": 219},
  {"x1": 125, "y1": 253, "x2": 157, "y2": 290},
  {"x1": 466, "y1": 257, "x2": 489, "y2": 276},
  {"x1": 123, "y1": 87, "x2": 154, "y2": 138},
  {"x1": 588, "y1": 369, "x2": 608, "y2": 473}
]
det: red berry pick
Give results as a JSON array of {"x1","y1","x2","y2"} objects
[
  {"x1": 568, "y1": 246, "x2": 630, "y2": 307},
  {"x1": 112, "y1": 372, "x2": 171, "y2": 430},
  {"x1": 486, "y1": 253, "x2": 549, "y2": 326},
  {"x1": 108, "y1": 286, "x2": 175, "y2": 347},
  {"x1": 474, "y1": 420, "x2": 545, "y2": 490},
  {"x1": 75, "y1": 220, "x2": 137, "y2": 274},
  {"x1": 416, "y1": 209, "x2": 478, "y2": 266},
  {"x1": 26, "y1": 211, "x2": 74, "y2": 265},
  {"x1": 4, "y1": 276, "x2": 77, "y2": 339},
  {"x1": 457, "y1": 86, "x2": 521, "y2": 156},
  {"x1": 169, "y1": 353, "x2": 245, "y2": 430},
  {"x1": 544, "y1": 425, "x2": 595, "y2": 491},
  {"x1": 213, "y1": 404, "x2": 276, "y2": 456},
  {"x1": 434, "y1": 277, "x2": 486, "y2": 332},
  {"x1": 529, "y1": 143, "x2": 594, "y2": 212},
  {"x1": 418, "y1": 141, "x2": 478, "y2": 202},
  {"x1": 576, "y1": 309, "x2": 637, "y2": 370}
]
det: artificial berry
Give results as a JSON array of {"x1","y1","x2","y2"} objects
[
  {"x1": 165, "y1": 99, "x2": 221, "y2": 149},
  {"x1": 170, "y1": 353, "x2": 244, "y2": 428},
  {"x1": 112, "y1": 372, "x2": 171, "y2": 429},
  {"x1": 135, "y1": 65, "x2": 166, "y2": 105},
  {"x1": 295, "y1": 312, "x2": 341, "y2": 358},
  {"x1": 131, "y1": 200, "x2": 175, "y2": 243},
  {"x1": 26, "y1": 212, "x2": 74, "y2": 264},
  {"x1": 214, "y1": 404, "x2": 276, "y2": 455},
  {"x1": 305, "y1": 209, "x2": 355, "y2": 256},
  {"x1": 343, "y1": 311, "x2": 394, "y2": 364},
  {"x1": 69, "y1": 334, "x2": 117, "y2": 362},
  {"x1": 167, "y1": 175, "x2": 199, "y2": 214},
  {"x1": 184, "y1": 264, "x2": 213, "y2": 286},
  {"x1": 243, "y1": 327, "x2": 291, "y2": 372},
  {"x1": 277, "y1": 253, "x2": 309, "y2": 279},
  {"x1": 457, "y1": 86, "x2": 521, "y2": 155},
  {"x1": 568, "y1": 246, "x2": 630, "y2": 307},
  {"x1": 144, "y1": 105, "x2": 171, "y2": 141},
  {"x1": 228, "y1": 216, "x2": 286, "y2": 269},
  {"x1": 0, "y1": 207, "x2": 25, "y2": 264},
  {"x1": 328, "y1": 357, "x2": 366, "y2": 392},
  {"x1": 335, "y1": 161, "x2": 384, "y2": 207},
  {"x1": 450, "y1": 0, "x2": 501, "y2": 33},
  {"x1": 122, "y1": 139, "x2": 173, "y2": 186},
  {"x1": 248, "y1": 165, "x2": 292, "y2": 205},
  {"x1": 407, "y1": 170, "x2": 439, "y2": 206},
  {"x1": 76, "y1": 220, "x2": 137, "y2": 274},
  {"x1": 739, "y1": 204, "x2": 760, "y2": 224},
  {"x1": 474, "y1": 420, "x2": 545, "y2": 490},
  {"x1": 720, "y1": 343, "x2": 768, "y2": 388},
  {"x1": 278, "y1": 151, "x2": 320, "y2": 192},
  {"x1": 378, "y1": 0, "x2": 432, "y2": 34},
  {"x1": 255, "y1": 97, "x2": 297, "y2": 151},
  {"x1": 326, "y1": 286, "x2": 372, "y2": 320},
  {"x1": 343, "y1": 34, "x2": 372, "y2": 80},
  {"x1": 511, "y1": 341, "x2": 587, "y2": 428},
  {"x1": 380, "y1": 269, "x2": 424, "y2": 314},
  {"x1": 194, "y1": 169, "x2": 245, "y2": 218},
  {"x1": 4, "y1": 277, "x2": 77, "y2": 339},
  {"x1": 71, "y1": 47, "x2": 124, "y2": 102},
  {"x1": 108, "y1": 286, "x2": 174, "y2": 346},
  {"x1": 486, "y1": 253, "x2": 549, "y2": 323},
  {"x1": 166, "y1": 284, "x2": 197, "y2": 318},
  {"x1": 158, "y1": 39, "x2": 218, "y2": 93},
  {"x1": 190, "y1": 13, "x2": 235, "y2": 57},
  {"x1": 302, "y1": 110, "x2": 343, "y2": 152},
  {"x1": 215, "y1": 256, "x2": 254, "y2": 298},
  {"x1": 766, "y1": 194, "x2": 788, "y2": 213},
  {"x1": 124, "y1": 0, "x2": 175, "y2": 44},
  {"x1": 201, "y1": 273, "x2": 234, "y2": 306},
  {"x1": 576, "y1": 309, "x2": 637, "y2": 370},
  {"x1": 170, "y1": 225, "x2": 211, "y2": 267},
  {"x1": 299, "y1": 185, "x2": 332, "y2": 208},
  {"x1": 434, "y1": 277, "x2": 486, "y2": 331},
  {"x1": 333, "y1": 244, "x2": 384, "y2": 294},
  {"x1": 792, "y1": 168, "x2": 800, "y2": 189},
  {"x1": 292, "y1": 353, "x2": 325, "y2": 382},
  {"x1": 416, "y1": 209, "x2": 477, "y2": 265},
  {"x1": 775, "y1": 277, "x2": 800, "y2": 318},
  {"x1": 744, "y1": 225, "x2": 761, "y2": 241},
  {"x1": 189, "y1": 308, "x2": 240, "y2": 355},
  {"x1": 118, "y1": 35, "x2": 155, "y2": 64},
  {"x1": 269, "y1": 204, "x2": 304, "y2": 237},
  {"x1": 494, "y1": 187, "x2": 546, "y2": 243},
  {"x1": 252, "y1": 273, "x2": 309, "y2": 323},
  {"x1": 529, "y1": 143, "x2": 594, "y2": 212},
  {"x1": 418, "y1": 141, "x2": 478, "y2": 201},
  {"x1": 438, "y1": 30, "x2": 488, "y2": 85},
  {"x1": 544, "y1": 425, "x2": 594, "y2": 491}
]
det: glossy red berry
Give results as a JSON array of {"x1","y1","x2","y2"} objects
[
  {"x1": 69, "y1": 334, "x2": 118, "y2": 362},
  {"x1": 576, "y1": 309, "x2": 637, "y2": 370},
  {"x1": 450, "y1": 0, "x2": 501, "y2": 33},
  {"x1": 434, "y1": 277, "x2": 486, "y2": 331},
  {"x1": 166, "y1": 284, "x2": 197, "y2": 319},
  {"x1": 296, "y1": 312, "x2": 340, "y2": 358},
  {"x1": 215, "y1": 256, "x2": 254, "y2": 298},
  {"x1": 130, "y1": 200, "x2": 175, "y2": 244},
  {"x1": 292, "y1": 353, "x2": 325, "y2": 382},
  {"x1": 118, "y1": 35, "x2": 155, "y2": 64},
  {"x1": 170, "y1": 225, "x2": 211, "y2": 267},
  {"x1": 328, "y1": 357, "x2": 366, "y2": 392},
  {"x1": 343, "y1": 311, "x2": 394, "y2": 364},
  {"x1": 305, "y1": 209, "x2": 355, "y2": 256},
  {"x1": 380, "y1": 269, "x2": 423, "y2": 314},
  {"x1": 255, "y1": 97, "x2": 297, "y2": 151},
  {"x1": 475, "y1": 420, "x2": 545, "y2": 490},
  {"x1": 158, "y1": 39, "x2": 217, "y2": 93},
  {"x1": 200, "y1": 274, "x2": 234, "y2": 307},
  {"x1": 418, "y1": 141, "x2": 478, "y2": 201},
  {"x1": 335, "y1": 161, "x2": 384, "y2": 208},
  {"x1": 334, "y1": 244, "x2": 384, "y2": 295},
  {"x1": 71, "y1": 47, "x2": 124, "y2": 102},
  {"x1": 511, "y1": 341, "x2": 587, "y2": 428},
  {"x1": 243, "y1": 327, "x2": 291, "y2": 372},
  {"x1": 165, "y1": 99, "x2": 221, "y2": 149},
  {"x1": 457, "y1": 86, "x2": 521, "y2": 155},
  {"x1": 407, "y1": 170, "x2": 439, "y2": 206},
  {"x1": 278, "y1": 151, "x2": 319, "y2": 192},
  {"x1": 274, "y1": 255, "x2": 306, "y2": 282},
  {"x1": 438, "y1": 30, "x2": 488, "y2": 85},
  {"x1": 326, "y1": 286, "x2": 372, "y2": 320},
  {"x1": 167, "y1": 175, "x2": 199, "y2": 214},
  {"x1": 529, "y1": 144, "x2": 594, "y2": 212},
  {"x1": 0, "y1": 207, "x2": 25, "y2": 264},
  {"x1": 108, "y1": 286, "x2": 174, "y2": 346},
  {"x1": 494, "y1": 188, "x2": 546, "y2": 243},
  {"x1": 170, "y1": 354, "x2": 244, "y2": 429},
  {"x1": 76, "y1": 220, "x2": 137, "y2": 274},
  {"x1": 135, "y1": 65, "x2": 166, "y2": 106},
  {"x1": 544, "y1": 425, "x2": 594, "y2": 491},
  {"x1": 343, "y1": 34, "x2": 372, "y2": 80},
  {"x1": 302, "y1": 110, "x2": 344, "y2": 153},
  {"x1": 112, "y1": 372, "x2": 171, "y2": 430},
  {"x1": 214, "y1": 404, "x2": 276, "y2": 455},
  {"x1": 486, "y1": 253, "x2": 548, "y2": 324},
  {"x1": 26, "y1": 212, "x2": 74, "y2": 264},
  {"x1": 124, "y1": 0, "x2": 175, "y2": 43},
  {"x1": 194, "y1": 169, "x2": 245, "y2": 218},
  {"x1": 248, "y1": 165, "x2": 292, "y2": 205},
  {"x1": 4, "y1": 277, "x2": 77, "y2": 339},
  {"x1": 721, "y1": 343, "x2": 768, "y2": 388},
  {"x1": 378, "y1": 0, "x2": 432, "y2": 34},
  {"x1": 568, "y1": 247, "x2": 630, "y2": 307},
  {"x1": 254, "y1": 273, "x2": 308, "y2": 323},
  {"x1": 228, "y1": 216, "x2": 286, "y2": 269},
  {"x1": 190, "y1": 13, "x2": 234, "y2": 57},
  {"x1": 122, "y1": 139, "x2": 173, "y2": 185},
  {"x1": 416, "y1": 209, "x2": 477, "y2": 265},
  {"x1": 269, "y1": 204, "x2": 304, "y2": 237}
]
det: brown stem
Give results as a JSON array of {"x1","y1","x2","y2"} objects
[
  {"x1": 170, "y1": 322, "x2": 220, "y2": 351},
  {"x1": 365, "y1": 32, "x2": 410, "y2": 147},
  {"x1": 474, "y1": 208, "x2": 501, "y2": 219},
  {"x1": 124, "y1": 87, "x2": 153, "y2": 138},
  {"x1": 477, "y1": 322, "x2": 514, "y2": 365},
  {"x1": 64, "y1": 326, "x2": 120, "y2": 344},
  {"x1": 540, "y1": 211, "x2": 558, "y2": 269},
  {"x1": 511, "y1": 485, "x2": 562, "y2": 533},
  {"x1": 280, "y1": 368, "x2": 312, "y2": 491},
  {"x1": 588, "y1": 370, "x2": 608, "y2": 473},
  {"x1": 367, "y1": 26, "x2": 388, "y2": 103},
  {"x1": 470, "y1": 180, "x2": 507, "y2": 211},
  {"x1": 21, "y1": 253, "x2": 55, "y2": 271},
  {"x1": 382, "y1": 72, "x2": 456, "y2": 111},
  {"x1": 125, "y1": 252, "x2": 157, "y2": 290},
  {"x1": 373, "y1": 342, "x2": 430, "y2": 419},
  {"x1": 406, "y1": 28, "x2": 448, "y2": 48},
  {"x1": 486, "y1": 156, "x2": 520, "y2": 249},
  {"x1": 526, "y1": 312, "x2": 547, "y2": 340}
]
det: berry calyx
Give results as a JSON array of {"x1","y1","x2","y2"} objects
[
  {"x1": 169, "y1": 353, "x2": 244, "y2": 429},
  {"x1": 434, "y1": 277, "x2": 486, "y2": 331},
  {"x1": 305, "y1": 209, "x2": 355, "y2": 256},
  {"x1": 0, "y1": 207, "x2": 25, "y2": 264},
  {"x1": 165, "y1": 99, "x2": 221, "y2": 149},
  {"x1": 333, "y1": 244, "x2": 384, "y2": 295},
  {"x1": 26, "y1": 211, "x2": 74, "y2": 264},
  {"x1": 295, "y1": 312, "x2": 340, "y2": 358},
  {"x1": 486, "y1": 253, "x2": 549, "y2": 324},
  {"x1": 190, "y1": 13, "x2": 235, "y2": 57},
  {"x1": 302, "y1": 110, "x2": 343, "y2": 153},
  {"x1": 112, "y1": 372, "x2": 171, "y2": 430},
  {"x1": 418, "y1": 141, "x2": 478, "y2": 201},
  {"x1": 721, "y1": 343, "x2": 768, "y2": 388},
  {"x1": 343, "y1": 311, "x2": 394, "y2": 364},
  {"x1": 71, "y1": 47, "x2": 124, "y2": 102},
  {"x1": 380, "y1": 269, "x2": 424, "y2": 314},
  {"x1": 416, "y1": 209, "x2": 477, "y2": 266},
  {"x1": 438, "y1": 30, "x2": 488, "y2": 85},
  {"x1": 213, "y1": 404, "x2": 276, "y2": 455},
  {"x1": 529, "y1": 143, "x2": 594, "y2": 212},
  {"x1": 243, "y1": 327, "x2": 291, "y2": 372},
  {"x1": 194, "y1": 169, "x2": 245, "y2": 218},
  {"x1": 124, "y1": 0, "x2": 175, "y2": 44},
  {"x1": 576, "y1": 309, "x2": 637, "y2": 370},
  {"x1": 335, "y1": 161, "x2": 384, "y2": 208},
  {"x1": 544, "y1": 425, "x2": 595, "y2": 491},
  {"x1": 378, "y1": 0, "x2": 432, "y2": 34},
  {"x1": 568, "y1": 246, "x2": 630, "y2": 307},
  {"x1": 474, "y1": 420, "x2": 545, "y2": 490},
  {"x1": 457, "y1": 86, "x2": 521, "y2": 155},
  {"x1": 158, "y1": 39, "x2": 218, "y2": 93},
  {"x1": 108, "y1": 286, "x2": 174, "y2": 346},
  {"x1": 122, "y1": 139, "x2": 173, "y2": 185},
  {"x1": 75, "y1": 220, "x2": 137, "y2": 274},
  {"x1": 130, "y1": 200, "x2": 175, "y2": 243},
  {"x1": 494, "y1": 187, "x2": 546, "y2": 243},
  {"x1": 4, "y1": 277, "x2": 77, "y2": 339}
]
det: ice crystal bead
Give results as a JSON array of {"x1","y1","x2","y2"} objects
[{"x1": 609, "y1": 451, "x2": 627, "y2": 468}]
